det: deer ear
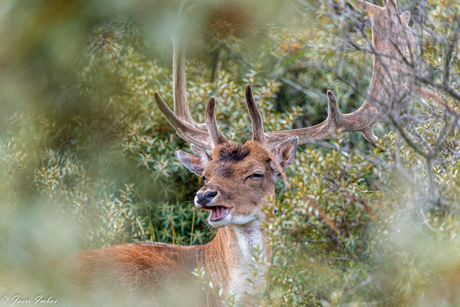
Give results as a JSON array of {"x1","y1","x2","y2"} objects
[
  {"x1": 175, "y1": 144, "x2": 210, "y2": 176},
  {"x1": 270, "y1": 136, "x2": 299, "y2": 171},
  {"x1": 400, "y1": 11, "x2": 410, "y2": 26}
]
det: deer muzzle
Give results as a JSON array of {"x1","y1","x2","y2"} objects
[{"x1": 195, "y1": 190, "x2": 218, "y2": 207}]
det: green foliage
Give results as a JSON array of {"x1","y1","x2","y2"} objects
[
  {"x1": 0, "y1": 0, "x2": 459, "y2": 306},
  {"x1": 265, "y1": 141, "x2": 379, "y2": 305}
]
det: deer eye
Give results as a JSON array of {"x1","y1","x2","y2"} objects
[
  {"x1": 245, "y1": 173, "x2": 264, "y2": 182},
  {"x1": 201, "y1": 176, "x2": 208, "y2": 184}
]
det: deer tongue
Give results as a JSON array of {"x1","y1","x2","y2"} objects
[{"x1": 210, "y1": 206, "x2": 228, "y2": 220}]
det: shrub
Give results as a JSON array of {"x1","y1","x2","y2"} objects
[{"x1": 0, "y1": 0, "x2": 459, "y2": 306}]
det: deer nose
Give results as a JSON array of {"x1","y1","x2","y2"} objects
[{"x1": 195, "y1": 190, "x2": 218, "y2": 207}]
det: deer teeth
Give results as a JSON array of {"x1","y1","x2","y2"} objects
[{"x1": 210, "y1": 206, "x2": 229, "y2": 220}]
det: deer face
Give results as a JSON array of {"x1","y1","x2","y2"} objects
[{"x1": 176, "y1": 138, "x2": 297, "y2": 228}]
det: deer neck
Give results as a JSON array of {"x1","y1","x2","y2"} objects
[{"x1": 198, "y1": 219, "x2": 271, "y2": 301}]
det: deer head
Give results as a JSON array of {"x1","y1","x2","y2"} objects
[
  {"x1": 153, "y1": 82, "x2": 384, "y2": 229},
  {"x1": 155, "y1": 86, "x2": 298, "y2": 228}
]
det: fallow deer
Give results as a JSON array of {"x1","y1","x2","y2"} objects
[{"x1": 76, "y1": 0, "x2": 418, "y2": 305}]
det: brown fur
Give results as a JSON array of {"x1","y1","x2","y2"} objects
[
  {"x1": 200, "y1": 141, "x2": 275, "y2": 213},
  {"x1": 75, "y1": 140, "x2": 294, "y2": 306}
]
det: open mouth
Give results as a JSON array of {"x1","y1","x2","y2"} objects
[{"x1": 208, "y1": 206, "x2": 230, "y2": 221}]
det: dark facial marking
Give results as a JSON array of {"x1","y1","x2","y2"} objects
[{"x1": 217, "y1": 145, "x2": 251, "y2": 163}]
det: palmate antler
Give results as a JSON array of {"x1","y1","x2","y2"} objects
[
  {"x1": 349, "y1": 0, "x2": 418, "y2": 104},
  {"x1": 154, "y1": 0, "x2": 418, "y2": 150},
  {"x1": 260, "y1": 0, "x2": 420, "y2": 149}
]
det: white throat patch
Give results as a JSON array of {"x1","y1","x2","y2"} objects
[{"x1": 226, "y1": 221, "x2": 269, "y2": 303}]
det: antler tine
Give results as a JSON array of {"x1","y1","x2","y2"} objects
[
  {"x1": 154, "y1": 92, "x2": 213, "y2": 150},
  {"x1": 172, "y1": 38, "x2": 207, "y2": 131},
  {"x1": 350, "y1": 0, "x2": 382, "y2": 15},
  {"x1": 172, "y1": 0, "x2": 207, "y2": 131},
  {"x1": 385, "y1": 0, "x2": 399, "y2": 16},
  {"x1": 154, "y1": 0, "x2": 232, "y2": 150},
  {"x1": 205, "y1": 97, "x2": 229, "y2": 147},
  {"x1": 262, "y1": 90, "x2": 379, "y2": 150},
  {"x1": 351, "y1": 0, "x2": 400, "y2": 17},
  {"x1": 245, "y1": 84, "x2": 266, "y2": 144}
]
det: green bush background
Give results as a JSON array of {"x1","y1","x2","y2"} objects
[{"x1": 0, "y1": 0, "x2": 459, "y2": 306}]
